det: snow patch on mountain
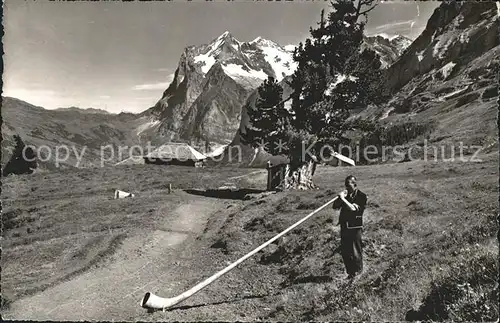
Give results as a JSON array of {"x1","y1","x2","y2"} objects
[
  {"x1": 194, "y1": 31, "x2": 235, "y2": 74},
  {"x1": 439, "y1": 61, "x2": 456, "y2": 79},
  {"x1": 454, "y1": 14, "x2": 464, "y2": 28},
  {"x1": 136, "y1": 119, "x2": 161, "y2": 136},
  {"x1": 416, "y1": 50, "x2": 425, "y2": 62},
  {"x1": 194, "y1": 53, "x2": 216, "y2": 74},
  {"x1": 379, "y1": 107, "x2": 395, "y2": 120},
  {"x1": 437, "y1": 87, "x2": 468, "y2": 102},
  {"x1": 257, "y1": 42, "x2": 298, "y2": 82},
  {"x1": 222, "y1": 63, "x2": 267, "y2": 81},
  {"x1": 432, "y1": 36, "x2": 455, "y2": 59},
  {"x1": 394, "y1": 37, "x2": 413, "y2": 51},
  {"x1": 212, "y1": 31, "x2": 231, "y2": 50},
  {"x1": 324, "y1": 75, "x2": 358, "y2": 96},
  {"x1": 376, "y1": 33, "x2": 400, "y2": 41}
]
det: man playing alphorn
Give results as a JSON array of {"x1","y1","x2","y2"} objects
[{"x1": 332, "y1": 175, "x2": 367, "y2": 280}]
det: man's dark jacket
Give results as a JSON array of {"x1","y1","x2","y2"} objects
[{"x1": 332, "y1": 190, "x2": 367, "y2": 229}]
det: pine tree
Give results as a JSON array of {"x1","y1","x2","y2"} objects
[
  {"x1": 241, "y1": 76, "x2": 289, "y2": 156},
  {"x1": 242, "y1": 0, "x2": 389, "y2": 189},
  {"x1": 3, "y1": 135, "x2": 37, "y2": 176}
]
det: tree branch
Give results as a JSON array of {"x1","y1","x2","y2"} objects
[
  {"x1": 359, "y1": 4, "x2": 377, "y2": 17},
  {"x1": 356, "y1": 0, "x2": 378, "y2": 22},
  {"x1": 355, "y1": 0, "x2": 362, "y2": 20}
]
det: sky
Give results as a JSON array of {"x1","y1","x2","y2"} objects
[{"x1": 2, "y1": 0, "x2": 439, "y2": 114}]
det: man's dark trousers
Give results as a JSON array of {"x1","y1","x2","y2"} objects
[
  {"x1": 333, "y1": 189, "x2": 367, "y2": 277},
  {"x1": 340, "y1": 224, "x2": 363, "y2": 276}
]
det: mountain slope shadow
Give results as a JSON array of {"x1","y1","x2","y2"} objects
[
  {"x1": 145, "y1": 292, "x2": 277, "y2": 313},
  {"x1": 184, "y1": 188, "x2": 266, "y2": 200}
]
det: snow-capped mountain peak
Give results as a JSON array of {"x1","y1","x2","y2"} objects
[
  {"x1": 284, "y1": 44, "x2": 296, "y2": 52},
  {"x1": 220, "y1": 30, "x2": 231, "y2": 37},
  {"x1": 151, "y1": 31, "x2": 300, "y2": 148},
  {"x1": 192, "y1": 31, "x2": 244, "y2": 74},
  {"x1": 246, "y1": 37, "x2": 298, "y2": 82},
  {"x1": 191, "y1": 31, "x2": 297, "y2": 82},
  {"x1": 250, "y1": 36, "x2": 276, "y2": 47},
  {"x1": 250, "y1": 36, "x2": 264, "y2": 43},
  {"x1": 362, "y1": 34, "x2": 413, "y2": 68},
  {"x1": 150, "y1": 30, "x2": 413, "y2": 149}
]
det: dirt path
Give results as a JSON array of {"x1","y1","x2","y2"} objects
[{"x1": 3, "y1": 191, "x2": 225, "y2": 321}]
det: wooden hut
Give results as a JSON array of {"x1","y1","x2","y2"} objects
[{"x1": 144, "y1": 142, "x2": 207, "y2": 167}]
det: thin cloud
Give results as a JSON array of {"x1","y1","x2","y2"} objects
[
  {"x1": 2, "y1": 88, "x2": 62, "y2": 109},
  {"x1": 132, "y1": 82, "x2": 172, "y2": 91},
  {"x1": 132, "y1": 74, "x2": 175, "y2": 91},
  {"x1": 4, "y1": 88, "x2": 56, "y2": 98},
  {"x1": 367, "y1": 19, "x2": 421, "y2": 38},
  {"x1": 374, "y1": 19, "x2": 415, "y2": 32},
  {"x1": 99, "y1": 95, "x2": 111, "y2": 99}
]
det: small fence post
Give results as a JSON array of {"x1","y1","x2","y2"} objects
[{"x1": 266, "y1": 161, "x2": 272, "y2": 191}]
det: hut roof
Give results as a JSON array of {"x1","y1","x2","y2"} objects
[{"x1": 144, "y1": 142, "x2": 207, "y2": 161}]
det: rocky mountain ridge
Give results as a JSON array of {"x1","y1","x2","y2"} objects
[
  {"x1": 138, "y1": 31, "x2": 298, "y2": 149},
  {"x1": 387, "y1": 1, "x2": 499, "y2": 92},
  {"x1": 139, "y1": 31, "x2": 410, "y2": 150},
  {"x1": 363, "y1": 34, "x2": 412, "y2": 69},
  {"x1": 54, "y1": 107, "x2": 111, "y2": 115},
  {"x1": 358, "y1": 1, "x2": 499, "y2": 156}
]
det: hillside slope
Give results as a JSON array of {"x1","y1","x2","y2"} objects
[
  {"x1": 2, "y1": 152, "x2": 497, "y2": 321},
  {"x1": 360, "y1": 2, "x2": 499, "y2": 152},
  {"x1": 1, "y1": 97, "x2": 152, "y2": 171},
  {"x1": 196, "y1": 154, "x2": 498, "y2": 321},
  {"x1": 387, "y1": 1, "x2": 499, "y2": 92}
]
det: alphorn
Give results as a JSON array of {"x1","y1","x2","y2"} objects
[{"x1": 140, "y1": 195, "x2": 339, "y2": 311}]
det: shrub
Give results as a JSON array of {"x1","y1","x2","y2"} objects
[
  {"x1": 393, "y1": 97, "x2": 412, "y2": 114},
  {"x1": 406, "y1": 253, "x2": 498, "y2": 322},
  {"x1": 455, "y1": 92, "x2": 480, "y2": 108},
  {"x1": 346, "y1": 119, "x2": 436, "y2": 164},
  {"x1": 3, "y1": 135, "x2": 37, "y2": 176},
  {"x1": 481, "y1": 86, "x2": 498, "y2": 100}
]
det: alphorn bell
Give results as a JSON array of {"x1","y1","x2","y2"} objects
[
  {"x1": 114, "y1": 189, "x2": 135, "y2": 199},
  {"x1": 140, "y1": 196, "x2": 339, "y2": 311}
]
